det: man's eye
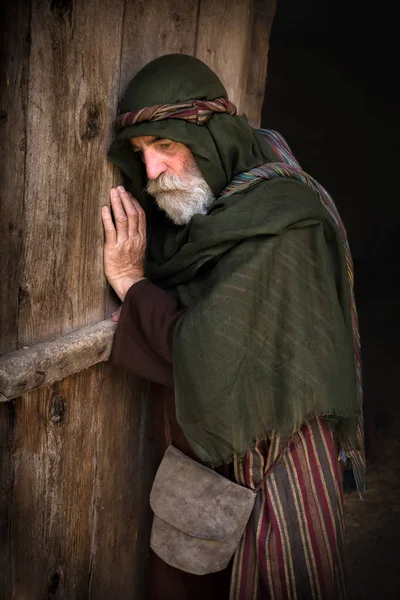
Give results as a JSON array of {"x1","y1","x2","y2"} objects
[{"x1": 159, "y1": 142, "x2": 172, "y2": 149}]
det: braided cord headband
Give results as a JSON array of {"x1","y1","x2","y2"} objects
[{"x1": 115, "y1": 97, "x2": 237, "y2": 129}]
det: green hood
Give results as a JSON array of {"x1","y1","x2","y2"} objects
[{"x1": 108, "y1": 54, "x2": 278, "y2": 266}]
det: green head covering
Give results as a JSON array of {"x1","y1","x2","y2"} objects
[{"x1": 108, "y1": 53, "x2": 277, "y2": 208}]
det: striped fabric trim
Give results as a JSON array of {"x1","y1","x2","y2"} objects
[
  {"x1": 230, "y1": 418, "x2": 347, "y2": 600},
  {"x1": 115, "y1": 97, "x2": 237, "y2": 129},
  {"x1": 221, "y1": 129, "x2": 365, "y2": 498}
]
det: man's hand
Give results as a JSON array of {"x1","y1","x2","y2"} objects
[{"x1": 101, "y1": 186, "x2": 146, "y2": 301}]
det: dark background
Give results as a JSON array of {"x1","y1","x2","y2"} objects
[{"x1": 262, "y1": 2, "x2": 400, "y2": 597}]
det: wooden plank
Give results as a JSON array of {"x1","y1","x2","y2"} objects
[
  {"x1": 0, "y1": 402, "x2": 13, "y2": 600},
  {"x1": 17, "y1": 0, "x2": 125, "y2": 348},
  {"x1": 195, "y1": 0, "x2": 254, "y2": 113},
  {"x1": 11, "y1": 364, "x2": 156, "y2": 599},
  {"x1": 0, "y1": 0, "x2": 30, "y2": 355},
  {"x1": 118, "y1": 0, "x2": 199, "y2": 94},
  {"x1": 87, "y1": 370, "x2": 157, "y2": 599},
  {"x1": 243, "y1": 0, "x2": 277, "y2": 128},
  {"x1": 0, "y1": 1, "x2": 29, "y2": 594},
  {"x1": 11, "y1": 368, "x2": 95, "y2": 598},
  {"x1": 0, "y1": 319, "x2": 116, "y2": 400}
]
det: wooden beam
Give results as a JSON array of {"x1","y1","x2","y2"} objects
[{"x1": 0, "y1": 320, "x2": 117, "y2": 401}]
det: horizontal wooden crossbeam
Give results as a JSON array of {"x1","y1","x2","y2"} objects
[{"x1": 0, "y1": 320, "x2": 117, "y2": 401}]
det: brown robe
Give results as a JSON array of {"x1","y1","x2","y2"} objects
[{"x1": 112, "y1": 279, "x2": 231, "y2": 600}]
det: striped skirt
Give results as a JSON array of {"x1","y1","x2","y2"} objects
[{"x1": 230, "y1": 418, "x2": 346, "y2": 600}]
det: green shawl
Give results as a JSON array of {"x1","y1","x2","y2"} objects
[{"x1": 108, "y1": 54, "x2": 361, "y2": 466}]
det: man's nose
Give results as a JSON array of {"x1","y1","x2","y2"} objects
[{"x1": 144, "y1": 150, "x2": 167, "y2": 180}]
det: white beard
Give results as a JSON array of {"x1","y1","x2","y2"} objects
[{"x1": 146, "y1": 161, "x2": 215, "y2": 225}]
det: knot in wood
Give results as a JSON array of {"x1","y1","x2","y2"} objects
[
  {"x1": 50, "y1": 394, "x2": 66, "y2": 423},
  {"x1": 50, "y1": 0, "x2": 73, "y2": 25},
  {"x1": 47, "y1": 571, "x2": 61, "y2": 595},
  {"x1": 82, "y1": 103, "x2": 101, "y2": 141}
]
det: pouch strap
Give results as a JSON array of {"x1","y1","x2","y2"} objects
[
  {"x1": 253, "y1": 461, "x2": 276, "y2": 493},
  {"x1": 252, "y1": 433, "x2": 302, "y2": 493}
]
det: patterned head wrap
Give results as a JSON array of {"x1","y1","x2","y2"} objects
[
  {"x1": 108, "y1": 54, "x2": 276, "y2": 199},
  {"x1": 115, "y1": 97, "x2": 237, "y2": 129}
]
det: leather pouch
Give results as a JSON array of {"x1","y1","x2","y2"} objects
[{"x1": 150, "y1": 445, "x2": 256, "y2": 575}]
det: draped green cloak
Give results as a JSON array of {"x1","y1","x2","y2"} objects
[{"x1": 108, "y1": 54, "x2": 361, "y2": 466}]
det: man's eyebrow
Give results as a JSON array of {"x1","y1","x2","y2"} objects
[{"x1": 131, "y1": 137, "x2": 163, "y2": 151}]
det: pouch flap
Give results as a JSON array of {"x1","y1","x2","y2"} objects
[{"x1": 150, "y1": 446, "x2": 255, "y2": 540}]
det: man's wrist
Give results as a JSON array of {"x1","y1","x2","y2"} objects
[{"x1": 109, "y1": 275, "x2": 146, "y2": 301}]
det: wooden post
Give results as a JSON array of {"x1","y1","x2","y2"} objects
[
  {"x1": 0, "y1": 2, "x2": 30, "y2": 596},
  {"x1": 244, "y1": 0, "x2": 277, "y2": 127},
  {"x1": 195, "y1": 0, "x2": 254, "y2": 115}
]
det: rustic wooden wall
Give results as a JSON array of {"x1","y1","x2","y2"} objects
[{"x1": 0, "y1": 0, "x2": 276, "y2": 597}]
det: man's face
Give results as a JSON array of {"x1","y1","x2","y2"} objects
[{"x1": 130, "y1": 135, "x2": 214, "y2": 225}]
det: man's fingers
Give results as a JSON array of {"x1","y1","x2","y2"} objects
[
  {"x1": 130, "y1": 194, "x2": 146, "y2": 237},
  {"x1": 118, "y1": 186, "x2": 138, "y2": 233},
  {"x1": 118, "y1": 186, "x2": 146, "y2": 237},
  {"x1": 110, "y1": 187, "x2": 129, "y2": 238},
  {"x1": 101, "y1": 205, "x2": 117, "y2": 245}
]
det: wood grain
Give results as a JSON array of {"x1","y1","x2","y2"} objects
[
  {"x1": 0, "y1": 1, "x2": 29, "y2": 594},
  {"x1": 87, "y1": 367, "x2": 157, "y2": 598},
  {"x1": 243, "y1": 0, "x2": 277, "y2": 128},
  {"x1": 118, "y1": 0, "x2": 199, "y2": 96},
  {"x1": 17, "y1": 0, "x2": 125, "y2": 347},
  {"x1": 0, "y1": 0, "x2": 30, "y2": 355},
  {"x1": 0, "y1": 402, "x2": 13, "y2": 600},
  {"x1": 10, "y1": 364, "x2": 155, "y2": 598},
  {"x1": 12, "y1": 378, "x2": 96, "y2": 598},
  {"x1": 195, "y1": 0, "x2": 253, "y2": 113}
]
